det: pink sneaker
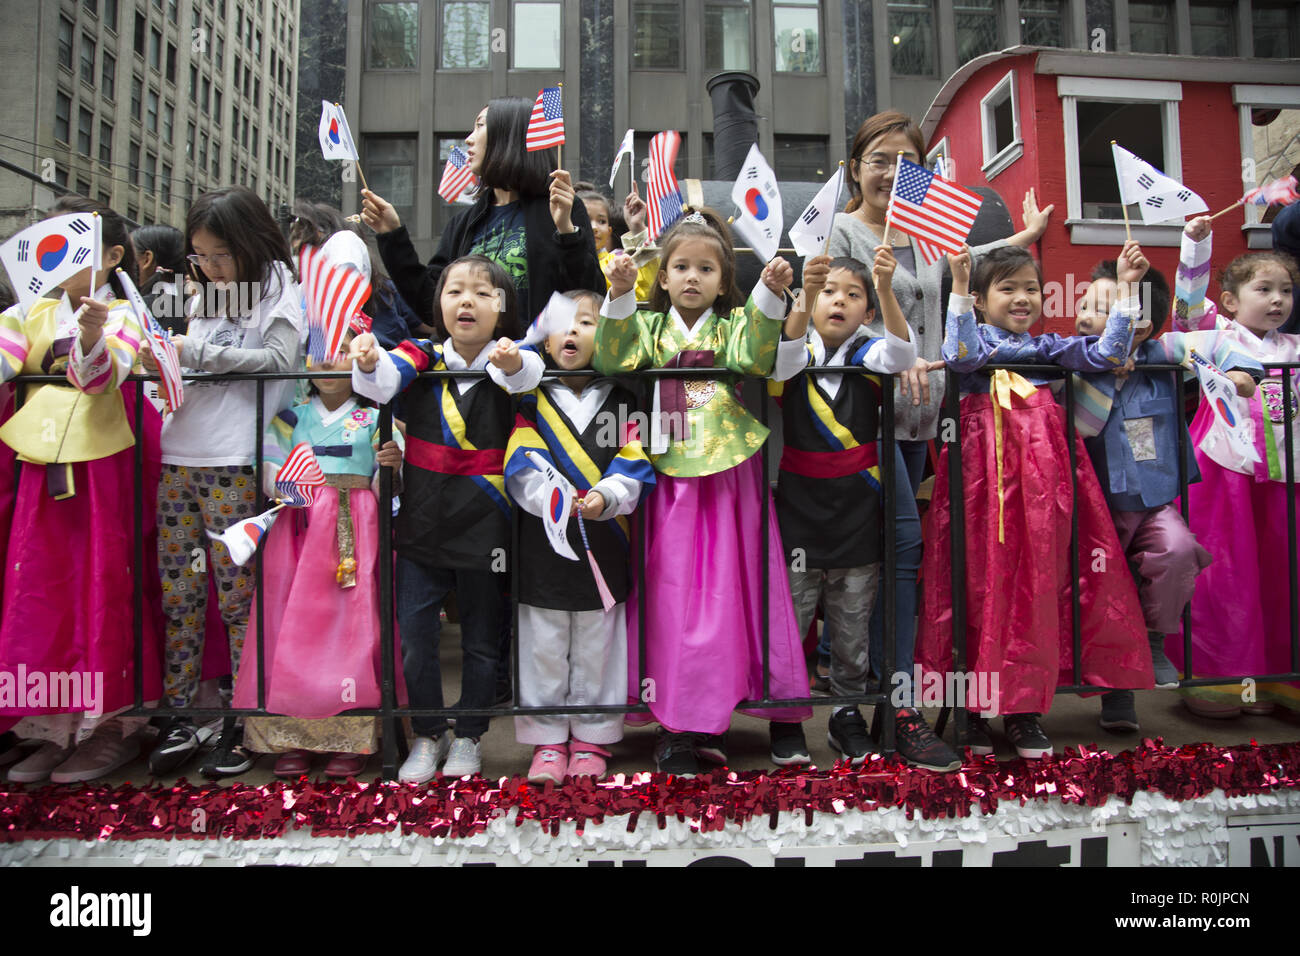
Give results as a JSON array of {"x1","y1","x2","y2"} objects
[
  {"x1": 527, "y1": 744, "x2": 568, "y2": 784},
  {"x1": 567, "y1": 741, "x2": 611, "y2": 780}
]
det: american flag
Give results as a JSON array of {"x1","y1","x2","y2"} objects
[
  {"x1": 276, "y1": 442, "x2": 327, "y2": 507},
  {"x1": 886, "y1": 157, "x2": 983, "y2": 266},
  {"x1": 1243, "y1": 175, "x2": 1299, "y2": 207},
  {"x1": 438, "y1": 146, "x2": 477, "y2": 203},
  {"x1": 116, "y1": 267, "x2": 185, "y2": 414},
  {"x1": 525, "y1": 87, "x2": 565, "y2": 151},
  {"x1": 298, "y1": 243, "x2": 371, "y2": 363},
  {"x1": 646, "y1": 130, "x2": 684, "y2": 241}
]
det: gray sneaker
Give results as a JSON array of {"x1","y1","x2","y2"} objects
[
  {"x1": 398, "y1": 732, "x2": 452, "y2": 784},
  {"x1": 1099, "y1": 690, "x2": 1140, "y2": 733},
  {"x1": 1149, "y1": 633, "x2": 1180, "y2": 689}
]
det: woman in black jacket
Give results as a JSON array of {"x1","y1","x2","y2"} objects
[{"x1": 360, "y1": 96, "x2": 604, "y2": 324}]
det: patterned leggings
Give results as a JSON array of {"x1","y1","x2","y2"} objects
[{"x1": 157, "y1": 465, "x2": 260, "y2": 707}]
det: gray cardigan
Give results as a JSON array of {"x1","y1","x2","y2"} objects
[{"x1": 826, "y1": 213, "x2": 1005, "y2": 442}]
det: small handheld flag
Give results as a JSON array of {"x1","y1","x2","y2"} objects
[
  {"x1": 298, "y1": 243, "x2": 371, "y2": 362},
  {"x1": 525, "y1": 86, "x2": 565, "y2": 152},
  {"x1": 729, "y1": 143, "x2": 783, "y2": 263},
  {"x1": 576, "y1": 511, "x2": 617, "y2": 612},
  {"x1": 275, "y1": 442, "x2": 327, "y2": 507},
  {"x1": 1244, "y1": 175, "x2": 1299, "y2": 208},
  {"x1": 318, "y1": 101, "x2": 359, "y2": 161},
  {"x1": 207, "y1": 506, "x2": 282, "y2": 566},
  {"x1": 609, "y1": 128, "x2": 635, "y2": 189},
  {"x1": 438, "y1": 145, "x2": 478, "y2": 203},
  {"x1": 1188, "y1": 349, "x2": 1259, "y2": 465},
  {"x1": 886, "y1": 157, "x2": 983, "y2": 266},
  {"x1": 117, "y1": 268, "x2": 184, "y2": 414},
  {"x1": 524, "y1": 450, "x2": 579, "y2": 561},
  {"x1": 789, "y1": 164, "x2": 846, "y2": 258},
  {"x1": 1111, "y1": 143, "x2": 1207, "y2": 224},
  {"x1": 0, "y1": 213, "x2": 101, "y2": 312},
  {"x1": 521, "y1": 291, "x2": 580, "y2": 347},
  {"x1": 645, "y1": 131, "x2": 684, "y2": 241}
]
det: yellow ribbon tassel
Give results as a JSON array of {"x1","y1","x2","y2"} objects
[{"x1": 989, "y1": 369, "x2": 1038, "y2": 544}]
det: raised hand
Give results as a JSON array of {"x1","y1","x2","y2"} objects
[
  {"x1": 606, "y1": 252, "x2": 639, "y2": 299},
  {"x1": 549, "y1": 169, "x2": 576, "y2": 234},
  {"x1": 488, "y1": 336, "x2": 522, "y2": 374},
  {"x1": 360, "y1": 189, "x2": 401, "y2": 234},
  {"x1": 348, "y1": 332, "x2": 381, "y2": 372}
]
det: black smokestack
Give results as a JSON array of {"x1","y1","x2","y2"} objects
[{"x1": 706, "y1": 71, "x2": 760, "y2": 180}]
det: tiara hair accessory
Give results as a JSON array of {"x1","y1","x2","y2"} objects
[{"x1": 682, "y1": 211, "x2": 706, "y2": 225}]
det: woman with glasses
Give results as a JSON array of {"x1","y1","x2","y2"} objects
[{"x1": 822, "y1": 111, "x2": 1051, "y2": 767}]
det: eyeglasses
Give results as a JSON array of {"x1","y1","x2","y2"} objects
[
  {"x1": 857, "y1": 157, "x2": 907, "y2": 174},
  {"x1": 187, "y1": 252, "x2": 233, "y2": 267}
]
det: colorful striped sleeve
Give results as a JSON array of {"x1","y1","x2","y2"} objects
[
  {"x1": 1173, "y1": 231, "x2": 1217, "y2": 332},
  {"x1": 390, "y1": 338, "x2": 437, "y2": 391},
  {"x1": 67, "y1": 300, "x2": 142, "y2": 394},
  {"x1": 0, "y1": 305, "x2": 30, "y2": 384}
]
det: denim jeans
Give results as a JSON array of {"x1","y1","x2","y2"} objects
[
  {"x1": 816, "y1": 442, "x2": 922, "y2": 703},
  {"x1": 396, "y1": 557, "x2": 506, "y2": 739}
]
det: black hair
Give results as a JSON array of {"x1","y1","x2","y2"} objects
[
  {"x1": 649, "y1": 207, "x2": 742, "y2": 315},
  {"x1": 51, "y1": 195, "x2": 137, "y2": 299},
  {"x1": 971, "y1": 246, "x2": 1042, "y2": 297},
  {"x1": 131, "y1": 224, "x2": 187, "y2": 274},
  {"x1": 431, "y1": 254, "x2": 521, "y2": 341},
  {"x1": 536, "y1": 289, "x2": 603, "y2": 371},
  {"x1": 289, "y1": 200, "x2": 350, "y2": 252},
  {"x1": 825, "y1": 256, "x2": 879, "y2": 314},
  {"x1": 476, "y1": 97, "x2": 555, "y2": 199},
  {"x1": 185, "y1": 186, "x2": 295, "y2": 307},
  {"x1": 1090, "y1": 259, "x2": 1172, "y2": 336},
  {"x1": 574, "y1": 184, "x2": 614, "y2": 251}
]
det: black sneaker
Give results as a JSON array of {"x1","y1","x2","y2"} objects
[
  {"x1": 695, "y1": 733, "x2": 728, "y2": 765},
  {"x1": 895, "y1": 708, "x2": 961, "y2": 772},
  {"x1": 654, "y1": 731, "x2": 699, "y2": 775},
  {"x1": 769, "y1": 721, "x2": 811, "y2": 766},
  {"x1": 954, "y1": 713, "x2": 995, "y2": 756},
  {"x1": 1003, "y1": 713, "x2": 1052, "y2": 759},
  {"x1": 200, "y1": 726, "x2": 257, "y2": 779},
  {"x1": 827, "y1": 706, "x2": 872, "y2": 765},
  {"x1": 148, "y1": 717, "x2": 206, "y2": 775}
]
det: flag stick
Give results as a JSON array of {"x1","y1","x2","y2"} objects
[
  {"x1": 354, "y1": 160, "x2": 369, "y2": 192},
  {"x1": 821, "y1": 161, "x2": 845, "y2": 257},
  {"x1": 557, "y1": 83, "x2": 564, "y2": 171},
  {"x1": 873, "y1": 153, "x2": 904, "y2": 291},
  {"x1": 1111, "y1": 141, "x2": 1132, "y2": 242},
  {"x1": 1209, "y1": 199, "x2": 1243, "y2": 221}
]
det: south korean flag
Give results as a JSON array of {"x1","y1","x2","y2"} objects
[{"x1": 0, "y1": 213, "x2": 100, "y2": 311}]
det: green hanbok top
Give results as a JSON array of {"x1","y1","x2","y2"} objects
[{"x1": 594, "y1": 283, "x2": 786, "y2": 478}]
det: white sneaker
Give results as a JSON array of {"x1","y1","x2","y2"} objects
[
  {"x1": 441, "y1": 736, "x2": 482, "y2": 778},
  {"x1": 399, "y1": 732, "x2": 451, "y2": 784}
]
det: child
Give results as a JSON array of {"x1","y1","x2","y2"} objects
[
  {"x1": 230, "y1": 316, "x2": 406, "y2": 778},
  {"x1": 1169, "y1": 218, "x2": 1300, "y2": 716},
  {"x1": 598, "y1": 208, "x2": 812, "y2": 774},
  {"x1": 143, "y1": 186, "x2": 304, "y2": 779},
  {"x1": 772, "y1": 250, "x2": 959, "y2": 771},
  {"x1": 576, "y1": 183, "x2": 659, "y2": 303},
  {"x1": 0, "y1": 197, "x2": 164, "y2": 784},
  {"x1": 917, "y1": 244, "x2": 1153, "y2": 759},
  {"x1": 349, "y1": 255, "x2": 544, "y2": 781},
  {"x1": 1072, "y1": 250, "x2": 1261, "y2": 731},
  {"x1": 504, "y1": 290, "x2": 655, "y2": 782}
]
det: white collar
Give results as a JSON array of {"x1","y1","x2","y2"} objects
[
  {"x1": 441, "y1": 338, "x2": 494, "y2": 370},
  {"x1": 312, "y1": 394, "x2": 357, "y2": 426},
  {"x1": 669, "y1": 305, "x2": 714, "y2": 344},
  {"x1": 809, "y1": 328, "x2": 867, "y2": 367}
]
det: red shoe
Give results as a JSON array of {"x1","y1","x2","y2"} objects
[
  {"x1": 324, "y1": 752, "x2": 369, "y2": 778},
  {"x1": 273, "y1": 749, "x2": 313, "y2": 778}
]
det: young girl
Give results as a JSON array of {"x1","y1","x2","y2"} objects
[
  {"x1": 1169, "y1": 218, "x2": 1300, "y2": 716},
  {"x1": 917, "y1": 244, "x2": 1153, "y2": 759},
  {"x1": 505, "y1": 290, "x2": 655, "y2": 782},
  {"x1": 576, "y1": 183, "x2": 659, "y2": 303},
  {"x1": 598, "y1": 209, "x2": 812, "y2": 774},
  {"x1": 131, "y1": 224, "x2": 189, "y2": 334},
  {"x1": 1, "y1": 197, "x2": 164, "y2": 784},
  {"x1": 350, "y1": 255, "x2": 544, "y2": 782},
  {"x1": 143, "y1": 186, "x2": 304, "y2": 779},
  {"x1": 230, "y1": 317, "x2": 405, "y2": 777}
]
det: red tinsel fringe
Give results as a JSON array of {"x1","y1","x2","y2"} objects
[{"x1": 2, "y1": 739, "x2": 1298, "y2": 843}]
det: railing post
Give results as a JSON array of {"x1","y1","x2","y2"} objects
[
  {"x1": 378, "y1": 401, "x2": 398, "y2": 780},
  {"x1": 945, "y1": 369, "x2": 967, "y2": 744},
  {"x1": 879, "y1": 374, "x2": 897, "y2": 755},
  {"x1": 133, "y1": 380, "x2": 145, "y2": 712},
  {"x1": 1064, "y1": 373, "x2": 1082, "y2": 686}
]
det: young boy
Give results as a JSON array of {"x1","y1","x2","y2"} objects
[
  {"x1": 772, "y1": 252, "x2": 959, "y2": 772},
  {"x1": 1073, "y1": 243, "x2": 1262, "y2": 731}
]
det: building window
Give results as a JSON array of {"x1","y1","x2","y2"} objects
[
  {"x1": 1190, "y1": 1, "x2": 1235, "y2": 56},
  {"x1": 1129, "y1": 2, "x2": 1173, "y2": 54},
  {"x1": 927, "y1": 136, "x2": 954, "y2": 176},
  {"x1": 127, "y1": 203, "x2": 138, "y2": 222},
  {"x1": 100, "y1": 121, "x2": 113, "y2": 165},
  {"x1": 366, "y1": 136, "x2": 419, "y2": 229},
  {"x1": 980, "y1": 70, "x2": 1022, "y2": 178},
  {"x1": 102, "y1": 52, "x2": 116, "y2": 99},
  {"x1": 77, "y1": 177, "x2": 91, "y2": 197},
  {"x1": 54, "y1": 167, "x2": 69, "y2": 189},
  {"x1": 104, "y1": 0, "x2": 117, "y2": 32},
  {"x1": 129, "y1": 140, "x2": 140, "y2": 185},
  {"x1": 634, "y1": 132, "x2": 687, "y2": 182},
  {"x1": 145, "y1": 151, "x2": 157, "y2": 193},
  {"x1": 704, "y1": 1, "x2": 751, "y2": 71},
  {"x1": 147, "y1": 90, "x2": 159, "y2": 133},
  {"x1": 59, "y1": 17, "x2": 74, "y2": 70},
  {"x1": 131, "y1": 75, "x2": 143, "y2": 121},
  {"x1": 440, "y1": 1, "x2": 489, "y2": 69},
  {"x1": 212, "y1": 142, "x2": 220, "y2": 179},
  {"x1": 955, "y1": 0, "x2": 998, "y2": 65},
  {"x1": 98, "y1": 190, "x2": 112, "y2": 207},
  {"x1": 888, "y1": 1, "x2": 936, "y2": 76},
  {"x1": 367, "y1": 1, "x2": 420, "y2": 69},
  {"x1": 1254, "y1": 4, "x2": 1297, "y2": 58},
  {"x1": 166, "y1": 42, "x2": 177, "y2": 82},
  {"x1": 773, "y1": 0, "x2": 821, "y2": 73},
  {"x1": 163, "y1": 103, "x2": 174, "y2": 140},
  {"x1": 214, "y1": 88, "x2": 222, "y2": 123},
  {"x1": 201, "y1": 76, "x2": 210, "y2": 111},
  {"x1": 216, "y1": 35, "x2": 224, "y2": 69},
  {"x1": 54, "y1": 91, "x2": 71, "y2": 143},
  {"x1": 80, "y1": 34, "x2": 96, "y2": 85},
  {"x1": 513, "y1": 1, "x2": 562, "y2": 69},
  {"x1": 1019, "y1": 0, "x2": 1064, "y2": 47},
  {"x1": 773, "y1": 135, "x2": 829, "y2": 181},
  {"x1": 199, "y1": 130, "x2": 208, "y2": 168},
  {"x1": 149, "y1": 28, "x2": 162, "y2": 71},
  {"x1": 134, "y1": 12, "x2": 146, "y2": 56},
  {"x1": 1058, "y1": 76, "x2": 1184, "y2": 230},
  {"x1": 78, "y1": 107, "x2": 93, "y2": 155},
  {"x1": 1234, "y1": 86, "x2": 1300, "y2": 226},
  {"x1": 632, "y1": 1, "x2": 682, "y2": 70},
  {"x1": 162, "y1": 162, "x2": 172, "y2": 204},
  {"x1": 189, "y1": 64, "x2": 197, "y2": 102}
]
